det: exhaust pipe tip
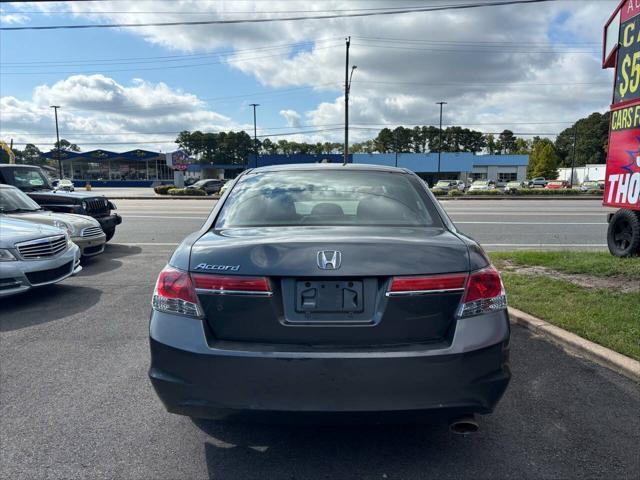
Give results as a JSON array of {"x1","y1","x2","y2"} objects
[{"x1": 449, "y1": 415, "x2": 479, "y2": 435}]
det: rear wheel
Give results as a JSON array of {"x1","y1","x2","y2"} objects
[
  {"x1": 607, "y1": 209, "x2": 640, "y2": 257},
  {"x1": 104, "y1": 227, "x2": 116, "y2": 242}
]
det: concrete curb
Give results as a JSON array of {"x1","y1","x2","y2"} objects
[{"x1": 509, "y1": 307, "x2": 640, "y2": 382}]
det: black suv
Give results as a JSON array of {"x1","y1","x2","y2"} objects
[{"x1": 0, "y1": 164, "x2": 122, "y2": 241}]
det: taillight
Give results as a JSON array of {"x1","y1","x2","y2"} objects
[
  {"x1": 192, "y1": 274, "x2": 272, "y2": 296},
  {"x1": 152, "y1": 266, "x2": 202, "y2": 317},
  {"x1": 458, "y1": 265, "x2": 507, "y2": 318},
  {"x1": 387, "y1": 273, "x2": 467, "y2": 296}
]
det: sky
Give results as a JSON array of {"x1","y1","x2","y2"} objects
[{"x1": 0, "y1": 0, "x2": 619, "y2": 153}]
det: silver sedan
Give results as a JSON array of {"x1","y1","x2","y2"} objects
[{"x1": 0, "y1": 216, "x2": 81, "y2": 298}]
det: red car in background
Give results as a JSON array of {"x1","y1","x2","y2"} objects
[{"x1": 545, "y1": 180, "x2": 570, "y2": 189}]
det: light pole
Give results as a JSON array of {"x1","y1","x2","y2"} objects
[
  {"x1": 343, "y1": 36, "x2": 357, "y2": 165},
  {"x1": 249, "y1": 103, "x2": 259, "y2": 169},
  {"x1": 570, "y1": 123, "x2": 578, "y2": 187},
  {"x1": 50, "y1": 105, "x2": 62, "y2": 177},
  {"x1": 436, "y1": 101, "x2": 447, "y2": 177}
]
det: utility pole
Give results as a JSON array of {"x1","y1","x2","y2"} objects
[
  {"x1": 343, "y1": 37, "x2": 357, "y2": 165},
  {"x1": 436, "y1": 101, "x2": 447, "y2": 177},
  {"x1": 249, "y1": 103, "x2": 259, "y2": 169},
  {"x1": 50, "y1": 105, "x2": 62, "y2": 177},
  {"x1": 570, "y1": 124, "x2": 578, "y2": 188}
]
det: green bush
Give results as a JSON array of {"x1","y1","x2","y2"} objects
[
  {"x1": 447, "y1": 189, "x2": 464, "y2": 197},
  {"x1": 585, "y1": 189, "x2": 604, "y2": 196},
  {"x1": 154, "y1": 184, "x2": 175, "y2": 195},
  {"x1": 514, "y1": 188, "x2": 581, "y2": 196},
  {"x1": 466, "y1": 189, "x2": 504, "y2": 196},
  {"x1": 167, "y1": 187, "x2": 206, "y2": 196},
  {"x1": 431, "y1": 188, "x2": 447, "y2": 196}
]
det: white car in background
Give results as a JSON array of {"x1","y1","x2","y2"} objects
[
  {"x1": 468, "y1": 179, "x2": 497, "y2": 192},
  {"x1": 0, "y1": 185, "x2": 106, "y2": 257},
  {"x1": 0, "y1": 216, "x2": 81, "y2": 297},
  {"x1": 53, "y1": 178, "x2": 75, "y2": 192}
]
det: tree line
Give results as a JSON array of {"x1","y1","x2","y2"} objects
[{"x1": 2, "y1": 112, "x2": 610, "y2": 181}]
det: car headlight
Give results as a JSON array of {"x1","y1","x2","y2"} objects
[
  {"x1": 108, "y1": 200, "x2": 116, "y2": 210},
  {"x1": 0, "y1": 249, "x2": 17, "y2": 262},
  {"x1": 52, "y1": 219, "x2": 74, "y2": 235},
  {"x1": 81, "y1": 200, "x2": 88, "y2": 211}
]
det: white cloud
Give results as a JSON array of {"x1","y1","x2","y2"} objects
[
  {"x1": 280, "y1": 109, "x2": 302, "y2": 128},
  {"x1": 1, "y1": 75, "x2": 249, "y2": 151},
  {"x1": 5, "y1": 1, "x2": 620, "y2": 144},
  {"x1": 0, "y1": 9, "x2": 30, "y2": 24}
]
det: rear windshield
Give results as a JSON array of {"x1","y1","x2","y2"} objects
[
  {"x1": 0, "y1": 167, "x2": 52, "y2": 191},
  {"x1": 214, "y1": 170, "x2": 442, "y2": 228}
]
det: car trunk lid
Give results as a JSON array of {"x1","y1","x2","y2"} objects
[{"x1": 190, "y1": 226, "x2": 469, "y2": 346}]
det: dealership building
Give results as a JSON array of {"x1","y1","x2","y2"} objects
[{"x1": 41, "y1": 149, "x2": 529, "y2": 187}]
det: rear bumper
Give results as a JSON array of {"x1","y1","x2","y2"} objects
[{"x1": 149, "y1": 311, "x2": 511, "y2": 417}]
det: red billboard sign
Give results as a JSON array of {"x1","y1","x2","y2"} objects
[{"x1": 604, "y1": 105, "x2": 640, "y2": 208}]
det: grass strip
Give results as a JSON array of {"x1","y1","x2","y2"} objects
[{"x1": 501, "y1": 272, "x2": 640, "y2": 361}]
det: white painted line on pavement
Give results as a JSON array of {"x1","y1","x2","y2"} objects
[
  {"x1": 456, "y1": 221, "x2": 604, "y2": 225},
  {"x1": 446, "y1": 212, "x2": 605, "y2": 216},
  {"x1": 483, "y1": 243, "x2": 607, "y2": 247},
  {"x1": 114, "y1": 242, "x2": 179, "y2": 246},
  {"x1": 121, "y1": 215, "x2": 204, "y2": 219}
]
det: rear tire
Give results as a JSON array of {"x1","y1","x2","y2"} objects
[
  {"x1": 607, "y1": 209, "x2": 640, "y2": 257},
  {"x1": 104, "y1": 228, "x2": 116, "y2": 242}
]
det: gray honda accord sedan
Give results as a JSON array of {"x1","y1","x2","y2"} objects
[{"x1": 149, "y1": 164, "x2": 510, "y2": 428}]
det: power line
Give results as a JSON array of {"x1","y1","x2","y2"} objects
[
  {"x1": 351, "y1": 41, "x2": 598, "y2": 54},
  {"x1": 352, "y1": 35, "x2": 600, "y2": 46},
  {"x1": 0, "y1": 44, "x2": 342, "y2": 75},
  {"x1": 0, "y1": 120, "x2": 586, "y2": 139},
  {"x1": 0, "y1": 38, "x2": 340, "y2": 66},
  {"x1": 0, "y1": 0, "x2": 559, "y2": 31}
]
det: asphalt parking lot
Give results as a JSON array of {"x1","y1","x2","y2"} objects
[{"x1": 1, "y1": 199, "x2": 638, "y2": 479}]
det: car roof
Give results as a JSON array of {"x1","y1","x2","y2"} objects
[
  {"x1": 249, "y1": 163, "x2": 412, "y2": 174},
  {"x1": 0, "y1": 163, "x2": 42, "y2": 168},
  {"x1": 0, "y1": 184, "x2": 20, "y2": 190}
]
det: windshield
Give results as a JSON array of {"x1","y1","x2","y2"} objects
[
  {"x1": 473, "y1": 180, "x2": 489, "y2": 186},
  {"x1": 435, "y1": 180, "x2": 452, "y2": 187},
  {"x1": 1, "y1": 167, "x2": 52, "y2": 191},
  {"x1": 215, "y1": 170, "x2": 441, "y2": 228},
  {"x1": 0, "y1": 188, "x2": 42, "y2": 212},
  {"x1": 506, "y1": 182, "x2": 521, "y2": 187}
]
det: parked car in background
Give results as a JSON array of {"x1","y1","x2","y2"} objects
[
  {"x1": 0, "y1": 164, "x2": 121, "y2": 241},
  {"x1": 0, "y1": 185, "x2": 106, "y2": 257},
  {"x1": 468, "y1": 179, "x2": 496, "y2": 192},
  {"x1": 504, "y1": 181, "x2": 526, "y2": 193},
  {"x1": 0, "y1": 216, "x2": 81, "y2": 297},
  {"x1": 52, "y1": 179, "x2": 75, "y2": 192},
  {"x1": 580, "y1": 181, "x2": 604, "y2": 192},
  {"x1": 432, "y1": 180, "x2": 465, "y2": 192},
  {"x1": 527, "y1": 177, "x2": 547, "y2": 188},
  {"x1": 185, "y1": 179, "x2": 225, "y2": 195},
  {"x1": 218, "y1": 180, "x2": 233, "y2": 196},
  {"x1": 184, "y1": 177, "x2": 200, "y2": 186},
  {"x1": 545, "y1": 180, "x2": 570, "y2": 190}
]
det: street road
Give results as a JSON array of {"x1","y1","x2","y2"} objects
[
  {"x1": 110, "y1": 198, "x2": 612, "y2": 250},
  {"x1": 1, "y1": 198, "x2": 637, "y2": 479}
]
